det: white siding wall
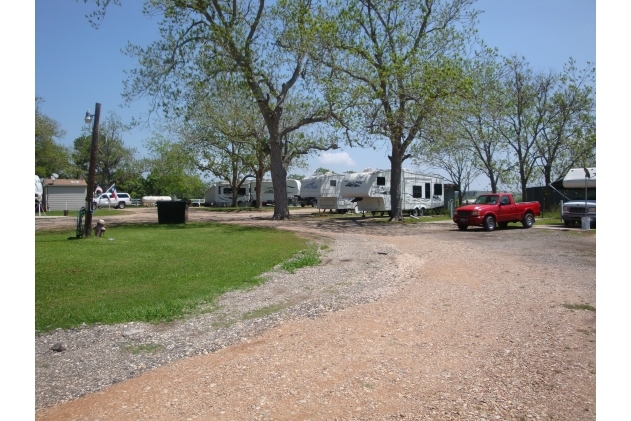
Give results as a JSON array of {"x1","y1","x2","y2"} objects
[{"x1": 45, "y1": 187, "x2": 87, "y2": 211}]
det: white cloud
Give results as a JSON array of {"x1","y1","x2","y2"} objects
[{"x1": 318, "y1": 151, "x2": 356, "y2": 167}]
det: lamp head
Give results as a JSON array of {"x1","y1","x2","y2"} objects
[{"x1": 84, "y1": 110, "x2": 92, "y2": 124}]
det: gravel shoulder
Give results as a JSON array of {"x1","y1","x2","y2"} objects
[{"x1": 35, "y1": 208, "x2": 596, "y2": 420}]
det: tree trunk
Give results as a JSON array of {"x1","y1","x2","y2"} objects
[
  {"x1": 254, "y1": 169, "x2": 264, "y2": 209},
  {"x1": 269, "y1": 134, "x2": 289, "y2": 220},
  {"x1": 519, "y1": 163, "x2": 528, "y2": 200},
  {"x1": 388, "y1": 144, "x2": 404, "y2": 221}
]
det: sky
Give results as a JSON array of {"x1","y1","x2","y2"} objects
[{"x1": 33, "y1": 0, "x2": 596, "y2": 190}]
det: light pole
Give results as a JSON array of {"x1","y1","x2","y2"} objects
[
  {"x1": 583, "y1": 167, "x2": 591, "y2": 221},
  {"x1": 84, "y1": 103, "x2": 101, "y2": 237}
]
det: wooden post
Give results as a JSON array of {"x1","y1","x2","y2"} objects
[{"x1": 84, "y1": 103, "x2": 101, "y2": 238}]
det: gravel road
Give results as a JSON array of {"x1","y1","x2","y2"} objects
[{"x1": 35, "y1": 208, "x2": 596, "y2": 420}]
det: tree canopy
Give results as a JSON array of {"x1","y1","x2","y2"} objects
[{"x1": 35, "y1": 98, "x2": 72, "y2": 178}]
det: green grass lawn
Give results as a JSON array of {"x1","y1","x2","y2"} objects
[{"x1": 35, "y1": 223, "x2": 311, "y2": 332}]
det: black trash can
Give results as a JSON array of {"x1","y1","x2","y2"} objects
[{"x1": 156, "y1": 201, "x2": 189, "y2": 224}]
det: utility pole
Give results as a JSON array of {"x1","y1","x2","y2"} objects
[{"x1": 84, "y1": 103, "x2": 101, "y2": 237}]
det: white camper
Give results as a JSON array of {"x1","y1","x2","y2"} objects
[
  {"x1": 141, "y1": 196, "x2": 172, "y2": 206},
  {"x1": 340, "y1": 169, "x2": 444, "y2": 216},
  {"x1": 559, "y1": 167, "x2": 596, "y2": 189},
  {"x1": 254, "y1": 179, "x2": 301, "y2": 206},
  {"x1": 300, "y1": 173, "x2": 358, "y2": 213},
  {"x1": 204, "y1": 182, "x2": 250, "y2": 207},
  {"x1": 35, "y1": 175, "x2": 43, "y2": 201}
]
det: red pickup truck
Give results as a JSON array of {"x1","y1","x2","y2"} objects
[{"x1": 453, "y1": 193, "x2": 541, "y2": 231}]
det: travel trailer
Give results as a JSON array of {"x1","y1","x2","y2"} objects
[
  {"x1": 300, "y1": 173, "x2": 358, "y2": 213},
  {"x1": 204, "y1": 181, "x2": 251, "y2": 207},
  {"x1": 253, "y1": 179, "x2": 301, "y2": 206},
  {"x1": 340, "y1": 169, "x2": 444, "y2": 216}
]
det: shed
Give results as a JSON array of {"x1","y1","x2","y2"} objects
[{"x1": 42, "y1": 179, "x2": 87, "y2": 211}]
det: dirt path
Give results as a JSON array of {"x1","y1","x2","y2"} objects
[{"x1": 35, "y1": 209, "x2": 596, "y2": 420}]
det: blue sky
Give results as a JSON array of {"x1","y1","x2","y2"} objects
[{"x1": 33, "y1": 0, "x2": 595, "y2": 189}]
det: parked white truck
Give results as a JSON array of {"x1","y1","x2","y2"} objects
[
  {"x1": 340, "y1": 169, "x2": 445, "y2": 217},
  {"x1": 558, "y1": 167, "x2": 596, "y2": 228}
]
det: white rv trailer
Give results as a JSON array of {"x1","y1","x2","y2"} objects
[
  {"x1": 253, "y1": 179, "x2": 301, "y2": 206},
  {"x1": 300, "y1": 173, "x2": 358, "y2": 213},
  {"x1": 560, "y1": 167, "x2": 596, "y2": 189},
  {"x1": 340, "y1": 169, "x2": 444, "y2": 216},
  {"x1": 204, "y1": 181, "x2": 250, "y2": 206}
]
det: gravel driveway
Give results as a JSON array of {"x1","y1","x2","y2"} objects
[{"x1": 35, "y1": 208, "x2": 596, "y2": 420}]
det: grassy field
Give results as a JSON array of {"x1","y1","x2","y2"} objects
[{"x1": 35, "y1": 223, "x2": 314, "y2": 333}]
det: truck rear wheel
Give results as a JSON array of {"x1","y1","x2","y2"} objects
[
  {"x1": 483, "y1": 215, "x2": 496, "y2": 231},
  {"x1": 521, "y1": 213, "x2": 534, "y2": 228},
  {"x1": 118, "y1": 202, "x2": 125, "y2": 209}
]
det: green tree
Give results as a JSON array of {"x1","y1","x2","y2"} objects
[
  {"x1": 93, "y1": 0, "x2": 341, "y2": 219},
  {"x1": 35, "y1": 98, "x2": 72, "y2": 178},
  {"x1": 312, "y1": 167, "x2": 332, "y2": 176},
  {"x1": 144, "y1": 135, "x2": 207, "y2": 199},
  {"x1": 455, "y1": 56, "x2": 515, "y2": 193},
  {"x1": 535, "y1": 59, "x2": 596, "y2": 187},
  {"x1": 72, "y1": 112, "x2": 138, "y2": 189},
  {"x1": 309, "y1": 0, "x2": 477, "y2": 220},
  {"x1": 491, "y1": 56, "x2": 552, "y2": 200},
  {"x1": 179, "y1": 76, "x2": 267, "y2": 208}
]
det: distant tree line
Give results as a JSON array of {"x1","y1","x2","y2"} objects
[{"x1": 35, "y1": 97, "x2": 208, "y2": 200}]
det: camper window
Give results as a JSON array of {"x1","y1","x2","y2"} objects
[
  {"x1": 377, "y1": 177, "x2": 386, "y2": 186},
  {"x1": 425, "y1": 183, "x2": 431, "y2": 199},
  {"x1": 330, "y1": 180, "x2": 337, "y2": 187},
  {"x1": 412, "y1": 186, "x2": 423, "y2": 198},
  {"x1": 434, "y1": 184, "x2": 443, "y2": 196}
]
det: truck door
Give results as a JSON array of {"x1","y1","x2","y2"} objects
[{"x1": 497, "y1": 195, "x2": 516, "y2": 222}]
